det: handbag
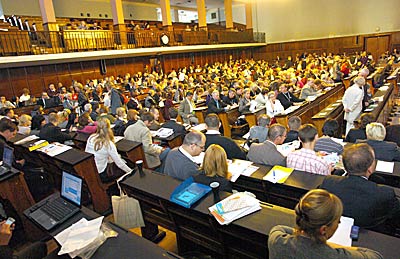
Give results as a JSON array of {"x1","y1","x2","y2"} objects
[{"x1": 111, "y1": 174, "x2": 145, "y2": 229}]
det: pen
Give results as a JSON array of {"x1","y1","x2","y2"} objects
[{"x1": 272, "y1": 170, "x2": 276, "y2": 180}]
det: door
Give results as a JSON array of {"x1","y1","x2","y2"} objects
[{"x1": 364, "y1": 35, "x2": 390, "y2": 61}]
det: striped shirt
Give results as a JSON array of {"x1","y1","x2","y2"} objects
[
  {"x1": 314, "y1": 137, "x2": 344, "y2": 155},
  {"x1": 287, "y1": 148, "x2": 331, "y2": 175}
]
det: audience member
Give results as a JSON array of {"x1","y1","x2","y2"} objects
[
  {"x1": 207, "y1": 90, "x2": 228, "y2": 114},
  {"x1": 248, "y1": 123, "x2": 287, "y2": 166},
  {"x1": 30, "y1": 114, "x2": 46, "y2": 136},
  {"x1": 17, "y1": 114, "x2": 31, "y2": 135},
  {"x1": 77, "y1": 112, "x2": 98, "y2": 134},
  {"x1": 343, "y1": 76, "x2": 364, "y2": 135},
  {"x1": 345, "y1": 113, "x2": 374, "y2": 143},
  {"x1": 178, "y1": 91, "x2": 199, "y2": 125},
  {"x1": 314, "y1": 119, "x2": 344, "y2": 155},
  {"x1": 265, "y1": 91, "x2": 284, "y2": 118},
  {"x1": 0, "y1": 96, "x2": 15, "y2": 109},
  {"x1": 161, "y1": 108, "x2": 186, "y2": 135},
  {"x1": 238, "y1": 88, "x2": 251, "y2": 114},
  {"x1": 283, "y1": 116, "x2": 301, "y2": 143},
  {"x1": 39, "y1": 113, "x2": 74, "y2": 143},
  {"x1": 277, "y1": 84, "x2": 304, "y2": 110},
  {"x1": 222, "y1": 89, "x2": 239, "y2": 106},
  {"x1": 300, "y1": 78, "x2": 318, "y2": 99},
  {"x1": 248, "y1": 114, "x2": 270, "y2": 143},
  {"x1": 148, "y1": 107, "x2": 161, "y2": 130}
]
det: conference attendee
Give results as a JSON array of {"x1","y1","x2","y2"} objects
[
  {"x1": 19, "y1": 88, "x2": 31, "y2": 104},
  {"x1": 144, "y1": 90, "x2": 157, "y2": 108},
  {"x1": 265, "y1": 91, "x2": 284, "y2": 118},
  {"x1": 39, "y1": 112, "x2": 74, "y2": 143},
  {"x1": 0, "y1": 96, "x2": 15, "y2": 109},
  {"x1": 47, "y1": 83, "x2": 58, "y2": 97},
  {"x1": 276, "y1": 84, "x2": 304, "y2": 110},
  {"x1": 385, "y1": 124, "x2": 400, "y2": 147},
  {"x1": 268, "y1": 189, "x2": 383, "y2": 259},
  {"x1": 77, "y1": 112, "x2": 98, "y2": 134},
  {"x1": 30, "y1": 114, "x2": 46, "y2": 136},
  {"x1": 287, "y1": 124, "x2": 331, "y2": 175},
  {"x1": 238, "y1": 88, "x2": 251, "y2": 114},
  {"x1": 0, "y1": 118, "x2": 17, "y2": 159},
  {"x1": 164, "y1": 131, "x2": 205, "y2": 180},
  {"x1": 204, "y1": 114, "x2": 246, "y2": 160},
  {"x1": 345, "y1": 113, "x2": 374, "y2": 143},
  {"x1": 248, "y1": 114, "x2": 270, "y2": 143},
  {"x1": 253, "y1": 88, "x2": 268, "y2": 109},
  {"x1": 207, "y1": 90, "x2": 228, "y2": 114},
  {"x1": 343, "y1": 76, "x2": 364, "y2": 135},
  {"x1": 320, "y1": 143, "x2": 400, "y2": 228},
  {"x1": 283, "y1": 116, "x2": 301, "y2": 143},
  {"x1": 74, "y1": 83, "x2": 89, "y2": 109},
  {"x1": 113, "y1": 107, "x2": 127, "y2": 135},
  {"x1": 115, "y1": 109, "x2": 138, "y2": 136},
  {"x1": 358, "y1": 68, "x2": 372, "y2": 110},
  {"x1": 314, "y1": 119, "x2": 344, "y2": 155},
  {"x1": 17, "y1": 114, "x2": 31, "y2": 135},
  {"x1": 124, "y1": 111, "x2": 168, "y2": 170},
  {"x1": 194, "y1": 144, "x2": 232, "y2": 193},
  {"x1": 63, "y1": 93, "x2": 76, "y2": 111},
  {"x1": 36, "y1": 92, "x2": 51, "y2": 108},
  {"x1": 178, "y1": 91, "x2": 199, "y2": 125},
  {"x1": 85, "y1": 118, "x2": 133, "y2": 182},
  {"x1": 357, "y1": 122, "x2": 400, "y2": 162},
  {"x1": 126, "y1": 91, "x2": 142, "y2": 111},
  {"x1": 221, "y1": 89, "x2": 239, "y2": 106},
  {"x1": 248, "y1": 124, "x2": 287, "y2": 166},
  {"x1": 300, "y1": 78, "x2": 318, "y2": 99},
  {"x1": 161, "y1": 108, "x2": 186, "y2": 135},
  {"x1": 96, "y1": 105, "x2": 116, "y2": 124},
  {"x1": 148, "y1": 107, "x2": 161, "y2": 130}
]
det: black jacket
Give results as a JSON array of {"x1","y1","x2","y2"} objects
[
  {"x1": 205, "y1": 133, "x2": 246, "y2": 160},
  {"x1": 276, "y1": 92, "x2": 304, "y2": 110},
  {"x1": 39, "y1": 123, "x2": 73, "y2": 143},
  {"x1": 161, "y1": 120, "x2": 186, "y2": 135}
]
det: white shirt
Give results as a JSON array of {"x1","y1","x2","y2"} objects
[
  {"x1": 178, "y1": 146, "x2": 197, "y2": 163},
  {"x1": 19, "y1": 94, "x2": 30, "y2": 102}
]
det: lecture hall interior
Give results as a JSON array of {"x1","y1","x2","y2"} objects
[{"x1": 0, "y1": 0, "x2": 400, "y2": 258}]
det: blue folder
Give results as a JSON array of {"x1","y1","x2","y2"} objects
[{"x1": 170, "y1": 177, "x2": 211, "y2": 208}]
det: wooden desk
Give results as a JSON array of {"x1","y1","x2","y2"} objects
[
  {"x1": 364, "y1": 83, "x2": 395, "y2": 124},
  {"x1": 14, "y1": 104, "x2": 64, "y2": 116},
  {"x1": 386, "y1": 67, "x2": 400, "y2": 95},
  {"x1": 243, "y1": 107, "x2": 267, "y2": 128},
  {"x1": 120, "y1": 170, "x2": 400, "y2": 259},
  {"x1": 275, "y1": 83, "x2": 344, "y2": 127},
  {"x1": 312, "y1": 99, "x2": 344, "y2": 136},
  {"x1": 153, "y1": 133, "x2": 183, "y2": 149},
  {"x1": 217, "y1": 106, "x2": 241, "y2": 138},
  {"x1": 194, "y1": 106, "x2": 208, "y2": 124}
]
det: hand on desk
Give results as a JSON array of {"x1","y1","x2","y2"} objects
[
  {"x1": 0, "y1": 221, "x2": 13, "y2": 246},
  {"x1": 16, "y1": 159, "x2": 25, "y2": 166}
]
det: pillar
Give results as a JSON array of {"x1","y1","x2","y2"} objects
[
  {"x1": 245, "y1": 2, "x2": 253, "y2": 30},
  {"x1": 110, "y1": 0, "x2": 128, "y2": 48},
  {"x1": 38, "y1": 0, "x2": 60, "y2": 48},
  {"x1": 160, "y1": 0, "x2": 173, "y2": 31},
  {"x1": 224, "y1": 0, "x2": 233, "y2": 30},
  {"x1": 196, "y1": 0, "x2": 207, "y2": 30}
]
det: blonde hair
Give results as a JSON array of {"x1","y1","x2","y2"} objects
[
  {"x1": 366, "y1": 122, "x2": 386, "y2": 141},
  {"x1": 200, "y1": 144, "x2": 228, "y2": 178},
  {"x1": 93, "y1": 118, "x2": 114, "y2": 151},
  {"x1": 116, "y1": 107, "x2": 126, "y2": 118},
  {"x1": 294, "y1": 189, "x2": 343, "y2": 243},
  {"x1": 19, "y1": 114, "x2": 32, "y2": 126}
]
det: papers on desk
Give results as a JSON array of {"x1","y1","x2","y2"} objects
[
  {"x1": 151, "y1": 128, "x2": 174, "y2": 138},
  {"x1": 209, "y1": 192, "x2": 261, "y2": 225},
  {"x1": 263, "y1": 165, "x2": 293, "y2": 183},
  {"x1": 379, "y1": 85, "x2": 389, "y2": 91},
  {"x1": 37, "y1": 142, "x2": 72, "y2": 157},
  {"x1": 55, "y1": 216, "x2": 105, "y2": 257},
  {"x1": 281, "y1": 105, "x2": 301, "y2": 115},
  {"x1": 277, "y1": 141, "x2": 300, "y2": 157},
  {"x1": 375, "y1": 160, "x2": 394, "y2": 174},
  {"x1": 228, "y1": 159, "x2": 259, "y2": 182},
  {"x1": 328, "y1": 216, "x2": 354, "y2": 247},
  {"x1": 14, "y1": 135, "x2": 40, "y2": 145},
  {"x1": 191, "y1": 123, "x2": 207, "y2": 132},
  {"x1": 114, "y1": 136, "x2": 124, "y2": 143}
]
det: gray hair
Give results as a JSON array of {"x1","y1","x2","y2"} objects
[
  {"x1": 366, "y1": 122, "x2": 386, "y2": 141},
  {"x1": 268, "y1": 124, "x2": 286, "y2": 141},
  {"x1": 183, "y1": 130, "x2": 205, "y2": 145}
]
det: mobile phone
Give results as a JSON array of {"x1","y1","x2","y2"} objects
[
  {"x1": 5, "y1": 217, "x2": 15, "y2": 226},
  {"x1": 350, "y1": 225, "x2": 359, "y2": 240}
]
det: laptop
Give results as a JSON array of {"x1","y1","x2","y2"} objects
[
  {"x1": 25, "y1": 171, "x2": 83, "y2": 230},
  {"x1": 0, "y1": 145, "x2": 14, "y2": 176}
]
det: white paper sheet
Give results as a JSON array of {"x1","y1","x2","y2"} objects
[
  {"x1": 375, "y1": 160, "x2": 394, "y2": 174},
  {"x1": 328, "y1": 216, "x2": 354, "y2": 247},
  {"x1": 14, "y1": 135, "x2": 39, "y2": 145}
]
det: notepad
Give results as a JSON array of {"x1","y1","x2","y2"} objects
[
  {"x1": 263, "y1": 165, "x2": 293, "y2": 183},
  {"x1": 375, "y1": 160, "x2": 394, "y2": 174}
]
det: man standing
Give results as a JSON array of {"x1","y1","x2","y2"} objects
[
  {"x1": 320, "y1": 144, "x2": 400, "y2": 228},
  {"x1": 343, "y1": 76, "x2": 364, "y2": 135},
  {"x1": 164, "y1": 131, "x2": 205, "y2": 180},
  {"x1": 248, "y1": 124, "x2": 287, "y2": 166},
  {"x1": 178, "y1": 91, "x2": 199, "y2": 125}
]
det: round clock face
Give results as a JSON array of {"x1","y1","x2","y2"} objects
[{"x1": 161, "y1": 34, "x2": 169, "y2": 45}]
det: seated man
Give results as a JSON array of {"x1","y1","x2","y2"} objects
[
  {"x1": 148, "y1": 107, "x2": 161, "y2": 131},
  {"x1": 39, "y1": 113, "x2": 74, "y2": 143},
  {"x1": 357, "y1": 122, "x2": 400, "y2": 162},
  {"x1": 276, "y1": 84, "x2": 304, "y2": 110},
  {"x1": 164, "y1": 131, "x2": 205, "y2": 180},
  {"x1": 299, "y1": 78, "x2": 318, "y2": 100},
  {"x1": 207, "y1": 90, "x2": 229, "y2": 114},
  {"x1": 314, "y1": 119, "x2": 344, "y2": 155},
  {"x1": 161, "y1": 107, "x2": 186, "y2": 135},
  {"x1": 320, "y1": 143, "x2": 400, "y2": 228},
  {"x1": 248, "y1": 114, "x2": 270, "y2": 143},
  {"x1": 283, "y1": 116, "x2": 301, "y2": 143},
  {"x1": 287, "y1": 124, "x2": 331, "y2": 175},
  {"x1": 247, "y1": 124, "x2": 287, "y2": 166},
  {"x1": 178, "y1": 91, "x2": 199, "y2": 125},
  {"x1": 204, "y1": 114, "x2": 246, "y2": 160}
]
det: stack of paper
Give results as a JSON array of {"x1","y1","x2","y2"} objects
[
  {"x1": 153, "y1": 128, "x2": 174, "y2": 138},
  {"x1": 38, "y1": 142, "x2": 72, "y2": 157},
  {"x1": 328, "y1": 216, "x2": 354, "y2": 246},
  {"x1": 14, "y1": 135, "x2": 39, "y2": 145},
  {"x1": 228, "y1": 159, "x2": 259, "y2": 182},
  {"x1": 263, "y1": 165, "x2": 293, "y2": 183},
  {"x1": 277, "y1": 140, "x2": 300, "y2": 157},
  {"x1": 209, "y1": 192, "x2": 261, "y2": 225}
]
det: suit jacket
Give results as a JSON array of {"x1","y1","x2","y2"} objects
[
  {"x1": 342, "y1": 84, "x2": 363, "y2": 122},
  {"x1": 178, "y1": 98, "x2": 196, "y2": 123},
  {"x1": 39, "y1": 123, "x2": 73, "y2": 143},
  {"x1": 357, "y1": 139, "x2": 400, "y2": 162},
  {"x1": 161, "y1": 120, "x2": 186, "y2": 135},
  {"x1": 277, "y1": 92, "x2": 303, "y2": 110},
  {"x1": 385, "y1": 124, "x2": 400, "y2": 146},
  {"x1": 207, "y1": 99, "x2": 226, "y2": 114},
  {"x1": 320, "y1": 175, "x2": 400, "y2": 227},
  {"x1": 205, "y1": 133, "x2": 246, "y2": 160},
  {"x1": 345, "y1": 128, "x2": 366, "y2": 143},
  {"x1": 247, "y1": 140, "x2": 286, "y2": 166},
  {"x1": 283, "y1": 130, "x2": 299, "y2": 143}
]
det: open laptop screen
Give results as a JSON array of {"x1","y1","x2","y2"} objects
[
  {"x1": 61, "y1": 171, "x2": 82, "y2": 206},
  {"x1": 2, "y1": 145, "x2": 13, "y2": 168}
]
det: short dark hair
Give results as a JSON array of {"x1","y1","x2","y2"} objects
[
  {"x1": 205, "y1": 113, "x2": 220, "y2": 128},
  {"x1": 31, "y1": 115, "x2": 45, "y2": 130},
  {"x1": 0, "y1": 118, "x2": 17, "y2": 133},
  {"x1": 140, "y1": 111, "x2": 154, "y2": 122},
  {"x1": 257, "y1": 114, "x2": 271, "y2": 127},
  {"x1": 186, "y1": 91, "x2": 193, "y2": 97},
  {"x1": 288, "y1": 116, "x2": 302, "y2": 130},
  {"x1": 342, "y1": 143, "x2": 375, "y2": 176},
  {"x1": 322, "y1": 119, "x2": 339, "y2": 137},
  {"x1": 268, "y1": 124, "x2": 286, "y2": 141},
  {"x1": 298, "y1": 124, "x2": 318, "y2": 143},
  {"x1": 168, "y1": 107, "x2": 178, "y2": 119},
  {"x1": 360, "y1": 113, "x2": 374, "y2": 129}
]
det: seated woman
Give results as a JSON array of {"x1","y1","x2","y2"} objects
[
  {"x1": 265, "y1": 91, "x2": 284, "y2": 118},
  {"x1": 268, "y1": 189, "x2": 383, "y2": 259},
  {"x1": 85, "y1": 118, "x2": 133, "y2": 183},
  {"x1": 57, "y1": 109, "x2": 71, "y2": 129},
  {"x1": 113, "y1": 107, "x2": 127, "y2": 131},
  {"x1": 238, "y1": 88, "x2": 251, "y2": 114},
  {"x1": 77, "y1": 112, "x2": 98, "y2": 134},
  {"x1": 17, "y1": 114, "x2": 32, "y2": 135},
  {"x1": 345, "y1": 113, "x2": 374, "y2": 143},
  {"x1": 357, "y1": 122, "x2": 400, "y2": 162},
  {"x1": 30, "y1": 114, "x2": 46, "y2": 136},
  {"x1": 315, "y1": 119, "x2": 344, "y2": 155},
  {"x1": 193, "y1": 144, "x2": 232, "y2": 193}
]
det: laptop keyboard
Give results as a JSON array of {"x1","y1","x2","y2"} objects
[{"x1": 41, "y1": 197, "x2": 77, "y2": 221}]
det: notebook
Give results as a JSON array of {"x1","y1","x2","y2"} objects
[
  {"x1": 0, "y1": 145, "x2": 14, "y2": 176},
  {"x1": 25, "y1": 171, "x2": 83, "y2": 230}
]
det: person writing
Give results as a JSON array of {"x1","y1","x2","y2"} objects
[{"x1": 268, "y1": 189, "x2": 383, "y2": 259}]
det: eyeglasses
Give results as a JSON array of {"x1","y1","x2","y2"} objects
[{"x1": 195, "y1": 143, "x2": 205, "y2": 150}]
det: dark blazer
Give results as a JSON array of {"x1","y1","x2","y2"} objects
[
  {"x1": 276, "y1": 92, "x2": 304, "y2": 110},
  {"x1": 161, "y1": 120, "x2": 186, "y2": 135},
  {"x1": 385, "y1": 124, "x2": 400, "y2": 146},
  {"x1": 205, "y1": 133, "x2": 246, "y2": 160},
  {"x1": 357, "y1": 139, "x2": 400, "y2": 162},
  {"x1": 283, "y1": 130, "x2": 299, "y2": 144},
  {"x1": 320, "y1": 175, "x2": 400, "y2": 227},
  {"x1": 193, "y1": 173, "x2": 232, "y2": 193},
  {"x1": 39, "y1": 123, "x2": 73, "y2": 143},
  {"x1": 345, "y1": 128, "x2": 366, "y2": 143},
  {"x1": 207, "y1": 99, "x2": 227, "y2": 114}
]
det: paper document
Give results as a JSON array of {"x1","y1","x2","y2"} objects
[
  {"x1": 277, "y1": 141, "x2": 300, "y2": 157},
  {"x1": 38, "y1": 142, "x2": 72, "y2": 157},
  {"x1": 114, "y1": 136, "x2": 124, "y2": 143},
  {"x1": 191, "y1": 123, "x2": 207, "y2": 132},
  {"x1": 328, "y1": 216, "x2": 354, "y2": 247},
  {"x1": 263, "y1": 165, "x2": 293, "y2": 183},
  {"x1": 375, "y1": 160, "x2": 394, "y2": 174},
  {"x1": 55, "y1": 216, "x2": 104, "y2": 256},
  {"x1": 228, "y1": 160, "x2": 257, "y2": 182},
  {"x1": 14, "y1": 135, "x2": 40, "y2": 145}
]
